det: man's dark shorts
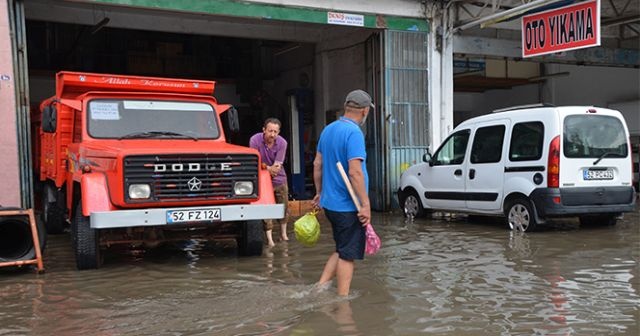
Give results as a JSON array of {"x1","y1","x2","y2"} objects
[{"x1": 324, "y1": 208, "x2": 366, "y2": 261}]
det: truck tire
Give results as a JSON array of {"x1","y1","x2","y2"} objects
[
  {"x1": 41, "y1": 184, "x2": 66, "y2": 234},
  {"x1": 505, "y1": 197, "x2": 538, "y2": 232},
  {"x1": 72, "y1": 203, "x2": 102, "y2": 270},
  {"x1": 237, "y1": 220, "x2": 263, "y2": 256}
]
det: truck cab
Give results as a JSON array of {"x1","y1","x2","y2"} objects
[{"x1": 37, "y1": 71, "x2": 284, "y2": 269}]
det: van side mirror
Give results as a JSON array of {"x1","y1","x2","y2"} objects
[
  {"x1": 423, "y1": 147, "x2": 433, "y2": 166},
  {"x1": 42, "y1": 105, "x2": 57, "y2": 133},
  {"x1": 226, "y1": 106, "x2": 239, "y2": 133}
]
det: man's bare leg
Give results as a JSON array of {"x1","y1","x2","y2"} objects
[
  {"x1": 280, "y1": 223, "x2": 289, "y2": 241},
  {"x1": 265, "y1": 229, "x2": 275, "y2": 248},
  {"x1": 336, "y1": 258, "x2": 354, "y2": 296},
  {"x1": 318, "y1": 252, "x2": 339, "y2": 285}
]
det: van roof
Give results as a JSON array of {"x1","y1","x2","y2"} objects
[
  {"x1": 492, "y1": 103, "x2": 556, "y2": 113},
  {"x1": 456, "y1": 106, "x2": 623, "y2": 129}
]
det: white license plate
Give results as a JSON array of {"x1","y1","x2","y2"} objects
[
  {"x1": 167, "y1": 208, "x2": 221, "y2": 223},
  {"x1": 583, "y1": 169, "x2": 614, "y2": 180}
]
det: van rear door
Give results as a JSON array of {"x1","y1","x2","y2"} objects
[{"x1": 560, "y1": 108, "x2": 633, "y2": 188}]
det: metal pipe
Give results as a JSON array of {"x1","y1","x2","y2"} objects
[
  {"x1": 452, "y1": 0, "x2": 565, "y2": 33},
  {"x1": 602, "y1": 15, "x2": 640, "y2": 27},
  {"x1": 0, "y1": 209, "x2": 44, "y2": 272}
]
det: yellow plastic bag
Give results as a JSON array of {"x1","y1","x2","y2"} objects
[{"x1": 294, "y1": 210, "x2": 320, "y2": 247}]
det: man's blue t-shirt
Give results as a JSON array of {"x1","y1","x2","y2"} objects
[{"x1": 317, "y1": 117, "x2": 369, "y2": 212}]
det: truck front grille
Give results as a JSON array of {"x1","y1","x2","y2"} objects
[{"x1": 124, "y1": 154, "x2": 259, "y2": 202}]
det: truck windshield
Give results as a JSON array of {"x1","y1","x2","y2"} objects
[
  {"x1": 563, "y1": 115, "x2": 628, "y2": 158},
  {"x1": 87, "y1": 99, "x2": 220, "y2": 139}
]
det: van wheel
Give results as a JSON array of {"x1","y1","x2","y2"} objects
[
  {"x1": 41, "y1": 184, "x2": 66, "y2": 234},
  {"x1": 505, "y1": 198, "x2": 537, "y2": 232},
  {"x1": 579, "y1": 214, "x2": 618, "y2": 227},
  {"x1": 237, "y1": 220, "x2": 263, "y2": 256},
  {"x1": 401, "y1": 189, "x2": 425, "y2": 218},
  {"x1": 72, "y1": 203, "x2": 103, "y2": 270}
]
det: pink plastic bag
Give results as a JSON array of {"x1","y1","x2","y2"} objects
[{"x1": 365, "y1": 224, "x2": 381, "y2": 255}]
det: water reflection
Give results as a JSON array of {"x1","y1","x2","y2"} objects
[{"x1": 0, "y1": 208, "x2": 637, "y2": 335}]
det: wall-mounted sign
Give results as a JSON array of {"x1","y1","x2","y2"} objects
[
  {"x1": 328, "y1": 12, "x2": 364, "y2": 27},
  {"x1": 522, "y1": 0, "x2": 600, "y2": 58}
]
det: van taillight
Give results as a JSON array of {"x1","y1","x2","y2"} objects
[
  {"x1": 631, "y1": 142, "x2": 635, "y2": 182},
  {"x1": 548, "y1": 135, "x2": 560, "y2": 188}
]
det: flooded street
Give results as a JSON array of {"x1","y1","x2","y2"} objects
[{"x1": 1, "y1": 207, "x2": 638, "y2": 335}]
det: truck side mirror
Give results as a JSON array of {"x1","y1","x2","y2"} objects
[
  {"x1": 226, "y1": 106, "x2": 239, "y2": 133},
  {"x1": 41, "y1": 105, "x2": 57, "y2": 133}
]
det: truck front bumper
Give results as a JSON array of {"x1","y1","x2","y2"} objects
[{"x1": 90, "y1": 204, "x2": 285, "y2": 229}]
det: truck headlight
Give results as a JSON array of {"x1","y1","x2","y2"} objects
[
  {"x1": 234, "y1": 181, "x2": 253, "y2": 195},
  {"x1": 129, "y1": 184, "x2": 151, "y2": 199}
]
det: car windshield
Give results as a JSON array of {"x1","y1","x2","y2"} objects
[
  {"x1": 563, "y1": 115, "x2": 628, "y2": 158},
  {"x1": 87, "y1": 99, "x2": 219, "y2": 139}
]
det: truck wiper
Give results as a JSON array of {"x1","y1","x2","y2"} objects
[
  {"x1": 118, "y1": 131, "x2": 198, "y2": 140},
  {"x1": 593, "y1": 151, "x2": 620, "y2": 165}
]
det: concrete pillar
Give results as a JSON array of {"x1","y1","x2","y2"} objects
[{"x1": 429, "y1": 6, "x2": 454, "y2": 149}]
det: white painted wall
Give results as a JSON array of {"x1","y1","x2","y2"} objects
[
  {"x1": 610, "y1": 100, "x2": 640, "y2": 136},
  {"x1": 0, "y1": 1, "x2": 21, "y2": 207},
  {"x1": 453, "y1": 84, "x2": 539, "y2": 128},
  {"x1": 543, "y1": 64, "x2": 640, "y2": 107},
  {"x1": 314, "y1": 29, "x2": 372, "y2": 133},
  {"x1": 454, "y1": 64, "x2": 640, "y2": 133}
]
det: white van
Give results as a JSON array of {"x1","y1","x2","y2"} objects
[{"x1": 398, "y1": 105, "x2": 636, "y2": 231}]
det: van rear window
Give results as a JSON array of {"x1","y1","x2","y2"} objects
[
  {"x1": 563, "y1": 115, "x2": 628, "y2": 158},
  {"x1": 509, "y1": 122, "x2": 544, "y2": 161}
]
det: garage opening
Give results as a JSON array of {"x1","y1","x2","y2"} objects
[
  {"x1": 28, "y1": 20, "x2": 313, "y2": 151},
  {"x1": 24, "y1": 14, "x2": 381, "y2": 203}
]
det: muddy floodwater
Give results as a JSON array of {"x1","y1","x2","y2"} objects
[{"x1": 1, "y1": 206, "x2": 638, "y2": 336}]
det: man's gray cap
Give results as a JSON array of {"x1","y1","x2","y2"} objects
[{"x1": 345, "y1": 89, "x2": 374, "y2": 109}]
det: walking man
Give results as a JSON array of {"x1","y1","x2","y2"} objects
[
  {"x1": 250, "y1": 118, "x2": 289, "y2": 248},
  {"x1": 312, "y1": 89, "x2": 374, "y2": 296}
]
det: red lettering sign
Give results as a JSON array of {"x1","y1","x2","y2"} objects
[{"x1": 522, "y1": 0, "x2": 600, "y2": 58}]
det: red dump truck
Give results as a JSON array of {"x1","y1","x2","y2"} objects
[{"x1": 36, "y1": 71, "x2": 283, "y2": 270}]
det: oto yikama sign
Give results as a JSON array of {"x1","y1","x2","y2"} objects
[{"x1": 522, "y1": 0, "x2": 600, "y2": 58}]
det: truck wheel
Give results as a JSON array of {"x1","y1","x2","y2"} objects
[
  {"x1": 400, "y1": 189, "x2": 425, "y2": 218},
  {"x1": 72, "y1": 203, "x2": 102, "y2": 270},
  {"x1": 41, "y1": 184, "x2": 66, "y2": 234},
  {"x1": 579, "y1": 214, "x2": 618, "y2": 227},
  {"x1": 505, "y1": 198, "x2": 538, "y2": 232},
  {"x1": 237, "y1": 220, "x2": 263, "y2": 256}
]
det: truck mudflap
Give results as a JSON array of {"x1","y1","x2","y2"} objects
[{"x1": 90, "y1": 204, "x2": 285, "y2": 229}]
